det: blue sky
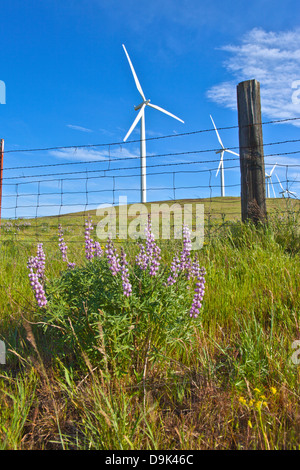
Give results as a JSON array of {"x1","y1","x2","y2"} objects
[{"x1": 1, "y1": 0, "x2": 300, "y2": 217}]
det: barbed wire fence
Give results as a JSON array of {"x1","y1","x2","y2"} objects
[{"x1": 0, "y1": 91, "x2": 300, "y2": 245}]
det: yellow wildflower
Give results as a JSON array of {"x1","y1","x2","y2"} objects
[{"x1": 270, "y1": 387, "x2": 277, "y2": 395}]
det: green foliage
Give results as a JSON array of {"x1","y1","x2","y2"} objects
[{"x1": 39, "y1": 256, "x2": 197, "y2": 375}]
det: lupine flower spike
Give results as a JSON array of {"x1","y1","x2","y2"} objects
[
  {"x1": 189, "y1": 267, "x2": 206, "y2": 318},
  {"x1": 120, "y1": 248, "x2": 132, "y2": 297},
  {"x1": 105, "y1": 236, "x2": 121, "y2": 275},
  {"x1": 136, "y1": 215, "x2": 161, "y2": 276},
  {"x1": 58, "y1": 224, "x2": 76, "y2": 269},
  {"x1": 85, "y1": 217, "x2": 95, "y2": 260},
  {"x1": 27, "y1": 243, "x2": 47, "y2": 308}
]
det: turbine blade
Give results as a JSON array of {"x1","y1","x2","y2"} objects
[
  {"x1": 269, "y1": 163, "x2": 277, "y2": 176},
  {"x1": 225, "y1": 149, "x2": 239, "y2": 156},
  {"x1": 270, "y1": 179, "x2": 276, "y2": 198},
  {"x1": 210, "y1": 115, "x2": 224, "y2": 149},
  {"x1": 275, "y1": 173, "x2": 284, "y2": 191},
  {"x1": 123, "y1": 104, "x2": 145, "y2": 142},
  {"x1": 147, "y1": 102, "x2": 184, "y2": 123},
  {"x1": 122, "y1": 44, "x2": 146, "y2": 101}
]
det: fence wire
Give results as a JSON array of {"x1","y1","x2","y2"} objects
[{"x1": 0, "y1": 117, "x2": 299, "y2": 244}]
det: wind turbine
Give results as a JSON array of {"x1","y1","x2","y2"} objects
[
  {"x1": 122, "y1": 44, "x2": 184, "y2": 203},
  {"x1": 210, "y1": 115, "x2": 239, "y2": 197},
  {"x1": 265, "y1": 164, "x2": 277, "y2": 198},
  {"x1": 275, "y1": 173, "x2": 297, "y2": 198}
]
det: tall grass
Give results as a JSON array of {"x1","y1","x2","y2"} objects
[{"x1": 0, "y1": 200, "x2": 299, "y2": 450}]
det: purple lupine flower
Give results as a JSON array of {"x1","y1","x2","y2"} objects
[
  {"x1": 105, "y1": 237, "x2": 121, "y2": 275},
  {"x1": 166, "y1": 225, "x2": 193, "y2": 285},
  {"x1": 120, "y1": 248, "x2": 132, "y2": 297},
  {"x1": 58, "y1": 224, "x2": 68, "y2": 262},
  {"x1": 28, "y1": 270, "x2": 47, "y2": 307},
  {"x1": 67, "y1": 262, "x2": 76, "y2": 269},
  {"x1": 28, "y1": 243, "x2": 46, "y2": 280},
  {"x1": 135, "y1": 243, "x2": 148, "y2": 271},
  {"x1": 191, "y1": 254, "x2": 201, "y2": 278},
  {"x1": 36, "y1": 243, "x2": 46, "y2": 279},
  {"x1": 136, "y1": 215, "x2": 161, "y2": 276},
  {"x1": 179, "y1": 224, "x2": 192, "y2": 272},
  {"x1": 93, "y1": 241, "x2": 103, "y2": 258},
  {"x1": 189, "y1": 267, "x2": 206, "y2": 318},
  {"x1": 167, "y1": 253, "x2": 180, "y2": 286},
  {"x1": 27, "y1": 244, "x2": 47, "y2": 308},
  {"x1": 58, "y1": 225, "x2": 76, "y2": 268},
  {"x1": 85, "y1": 217, "x2": 95, "y2": 260}
]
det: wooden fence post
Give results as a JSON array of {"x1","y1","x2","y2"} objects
[
  {"x1": 237, "y1": 79, "x2": 267, "y2": 224},
  {"x1": 0, "y1": 139, "x2": 4, "y2": 230}
]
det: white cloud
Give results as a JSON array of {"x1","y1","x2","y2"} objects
[
  {"x1": 207, "y1": 28, "x2": 300, "y2": 125},
  {"x1": 49, "y1": 146, "x2": 139, "y2": 162},
  {"x1": 67, "y1": 124, "x2": 93, "y2": 133}
]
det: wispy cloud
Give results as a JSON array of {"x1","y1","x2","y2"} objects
[
  {"x1": 49, "y1": 146, "x2": 139, "y2": 162},
  {"x1": 67, "y1": 124, "x2": 93, "y2": 133},
  {"x1": 207, "y1": 28, "x2": 300, "y2": 125}
]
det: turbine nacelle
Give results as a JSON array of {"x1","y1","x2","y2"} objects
[{"x1": 134, "y1": 100, "x2": 150, "y2": 111}]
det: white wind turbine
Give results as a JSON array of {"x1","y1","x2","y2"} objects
[
  {"x1": 276, "y1": 173, "x2": 298, "y2": 198},
  {"x1": 265, "y1": 164, "x2": 277, "y2": 198},
  {"x1": 122, "y1": 44, "x2": 184, "y2": 203},
  {"x1": 210, "y1": 115, "x2": 239, "y2": 197}
]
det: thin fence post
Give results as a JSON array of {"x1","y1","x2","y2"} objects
[
  {"x1": 237, "y1": 79, "x2": 267, "y2": 224},
  {"x1": 0, "y1": 139, "x2": 4, "y2": 230}
]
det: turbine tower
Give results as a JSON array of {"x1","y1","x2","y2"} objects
[
  {"x1": 265, "y1": 164, "x2": 277, "y2": 198},
  {"x1": 210, "y1": 115, "x2": 239, "y2": 197},
  {"x1": 122, "y1": 44, "x2": 184, "y2": 203}
]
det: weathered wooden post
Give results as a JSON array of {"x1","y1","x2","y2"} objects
[{"x1": 237, "y1": 80, "x2": 267, "y2": 224}]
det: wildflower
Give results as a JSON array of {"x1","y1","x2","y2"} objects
[
  {"x1": 136, "y1": 215, "x2": 161, "y2": 276},
  {"x1": 94, "y1": 241, "x2": 103, "y2": 258},
  {"x1": 120, "y1": 248, "x2": 132, "y2": 297},
  {"x1": 28, "y1": 243, "x2": 46, "y2": 281},
  {"x1": 58, "y1": 224, "x2": 68, "y2": 262},
  {"x1": 270, "y1": 387, "x2": 277, "y2": 395},
  {"x1": 27, "y1": 244, "x2": 47, "y2": 308},
  {"x1": 189, "y1": 267, "x2": 206, "y2": 319},
  {"x1": 166, "y1": 254, "x2": 180, "y2": 286},
  {"x1": 58, "y1": 224, "x2": 76, "y2": 268},
  {"x1": 179, "y1": 224, "x2": 192, "y2": 272},
  {"x1": 67, "y1": 262, "x2": 76, "y2": 269},
  {"x1": 105, "y1": 236, "x2": 121, "y2": 275},
  {"x1": 239, "y1": 396, "x2": 247, "y2": 406},
  {"x1": 85, "y1": 217, "x2": 95, "y2": 260}
]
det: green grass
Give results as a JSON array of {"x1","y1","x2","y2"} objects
[{"x1": 0, "y1": 196, "x2": 299, "y2": 450}]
